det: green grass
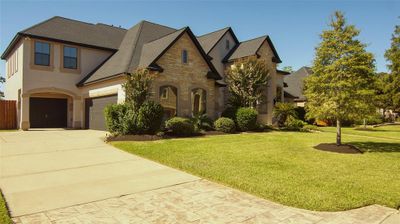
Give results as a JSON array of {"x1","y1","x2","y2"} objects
[
  {"x1": 112, "y1": 125, "x2": 400, "y2": 211},
  {"x1": 0, "y1": 191, "x2": 12, "y2": 224},
  {"x1": 321, "y1": 125, "x2": 400, "y2": 141}
]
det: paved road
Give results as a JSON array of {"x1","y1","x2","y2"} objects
[{"x1": 1, "y1": 130, "x2": 398, "y2": 223}]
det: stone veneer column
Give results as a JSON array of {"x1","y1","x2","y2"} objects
[
  {"x1": 72, "y1": 98, "x2": 83, "y2": 129},
  {"x1": 20, "y1": 94, "x2": 30, "y2": 130}
]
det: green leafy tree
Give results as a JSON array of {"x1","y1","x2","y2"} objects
[
  {"x1": 226, "y1": 58, "x2": 270, "y2": 108},
  {"x1": 384, "y1": 22, "x2": 400, "y2": 111},
  {"x1": 304, "y1": 11, "x2": 376, "y2": 145},
  {"x1": 123, "y1": 68, "x2": 153, "y2": 110},
  {"x1": 281, "y1": 66, "x2": 294, "y2": 73},
  {"x1": 374, "y1": 72, "x2": 394, "y2": 118},
  {"x1": 0, "y1": 75, "x2": 5, "y2": 98}
]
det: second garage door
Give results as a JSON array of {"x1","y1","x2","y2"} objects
[{"x1": 85, "y1": 95, "x2": 117, "y2": 130}]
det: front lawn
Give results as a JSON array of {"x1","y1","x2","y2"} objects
[
  {"x1": 321, "y1": 125, "x2": 400, "y2": 141},
  {"x1": 0, "y1": 191, "x2": 12, "y2": 224},
  {"x1": 112, "y1": 125, "x2": 400, "y2": 211}
]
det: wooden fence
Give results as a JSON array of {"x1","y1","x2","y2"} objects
[{"x1": 0, "y1": 100, "x2": 17, "y2": 129}]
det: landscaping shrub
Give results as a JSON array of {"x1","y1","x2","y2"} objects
[
  {"x1": 236, "y1": 107, "x2": 258, "y2": 131},
  {"x1": 191, "y1": 113, "x2": 213, "y2": 132},
  {"x1": 137, "y1": 101, "x2": 164, "y2": 134},
  {"x1": 355, "y1": 113, "x2": 383, "y2": 125},
  {"x1": 285, "y1": 116, "x2": 307, "y2": 131},
  {"x1": 273, "y1": 102, "x2": 297, "y2": 127},
  {"x1": 104, "y1": 103, "x2": 130, "y2": 134},
  {"x1": 105, "y1": 101, "x2": 164, "y2": 135},
  {"x1": 214, "y1": 117, "x2": 236, "y2": 133},
  {"x1": 221, "y1": 106, "x2": 238, "y2": 120},
  {"x1": 301, "y1": 124, "x2": 320, "y2": 132},
  {"x1": 165, "y1": 117, "x2": 195, "y2": 136}
]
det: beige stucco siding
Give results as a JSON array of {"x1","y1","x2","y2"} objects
[
  {"x1": 150, "y1": 32, "x2": 218, "y2": 119},
  {"x1": 4, "y1": 40, "x2": 24, "y2": 101},
  {"x1": 208, "y1": 32, "x2": 236, "y2": 114},
  {"x1": 208, "y1": 32, "x2": 236, "y2": 77},
  {"x1": 23, "y1": 38, "x2": 113, "y2": 95}
]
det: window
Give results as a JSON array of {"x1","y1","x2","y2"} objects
[
  {"x1": 225, "y1": 40, "x2": 230, "y2": 50},
  {"x1": 159, "y1": 86, "x2": 178, "y2": 119},
  {"x1": 181, "y1": 49, "x2": 188, "y2": 64},
  {"x1": 63, "y1": 46, "x2": 78, "y2": 69},
  {"x1": 161, "y1": 87, "x2": 168, "y2": 99},
  {"x1": 34, "y1": 41, "x2": 50, "y2": 66},
  {"x1": 191, "y1": 88, "x2": 206, "y2": 115}
]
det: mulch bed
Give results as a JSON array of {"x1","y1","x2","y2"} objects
[
  {"x1": 105, "y1": 131, "x2": 231, "y2": 142},
  {"x1": 314, "y1": 143, "x2": 363, "y2": 154}
]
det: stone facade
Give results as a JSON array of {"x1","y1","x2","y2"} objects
[{"x1": 149, "y1": 33, "x2": 219, "y2": 119}]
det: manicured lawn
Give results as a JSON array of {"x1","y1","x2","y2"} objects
[
  {"x1": 0, "y1": 192, "x2": 12, "y2": 224},
  {"x1": 112, "y1": 125, "x2": 400, "y2": 211},
  {"x1": 321, "y1": 125, "x2": 400, "y2": 141}
]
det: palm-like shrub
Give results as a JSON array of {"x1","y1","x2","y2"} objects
[
  {"x1": 191, "y1": 113, "x2": 213, "y2": 131},
  {"x1": 273, "y1": 102, "x2": 297, "y2": 127}
]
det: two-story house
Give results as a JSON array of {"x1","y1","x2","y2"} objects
[{"x1": 1, "y1": 16, "x2": 289, "y2": 130}]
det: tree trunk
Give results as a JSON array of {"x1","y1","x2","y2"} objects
[{"x1": 336, "y1": 119, "x2": 341, "y2": 146}]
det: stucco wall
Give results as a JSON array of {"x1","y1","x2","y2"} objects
[
  {"x1": 4, "y1": 39, "x2": 24, "y2": 100},
  {"x1": 22, "y1": 38, "x2": 113, "y2": 95},
  {"x1": 150, "y1": 32, "x2": 218, "y2": 119},
  {"x1": 208, "y1": 32, "x2": 236, "y2": 114},
  {"x1": 208, "y1": 32, "x2": 236, "y2": 77}
]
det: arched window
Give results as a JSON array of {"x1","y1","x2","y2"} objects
[
  {"x1": 181, "y1": 49, "x2": 188, "y2": 64},
  {"x1": 191, "y1": 88, "x2": 206, "y2": 115},
  {"x1": 159, "y1": 86, "x2": 178, "y2": 119}
]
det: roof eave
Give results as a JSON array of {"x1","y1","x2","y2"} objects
[
  {"x1": 1, "y1": 33, "x2": 22, "y2": 60},
  {"x1": 206, "y1": 27, "x2": 240, "y2": 55},
  {"x1": 22, "y1": 33, "x2": 119, "y2": 52}
]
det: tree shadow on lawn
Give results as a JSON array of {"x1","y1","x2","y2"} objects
[{"x1": 348, "y1": 141, "x2": 400, "y2": 153}]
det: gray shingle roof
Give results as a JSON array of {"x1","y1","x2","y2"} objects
[
  {"x1": 225, "y1": 35, "x2": 282, "y2": 63},
  {"x1": 79, "y1": 20, "x2": 177, "y2": 85},
  {"x1": 226, "y1": 36, "x2": 266, "y2": 61},
  {"x1": 139, "y1": 28, "x2": 186, "y2": 68},
  {"x1": 1, "y1": 16, "x2": 127, "y2": 59},
  {"x1": 197, "y1": 27, "x2": 231, "y2": 54},
  {"x1": 284, "y1": 66, "x2": 312, "y2": 101}
]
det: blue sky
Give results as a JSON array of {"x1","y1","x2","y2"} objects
[{"x1": 0, "y1": 0, "x2": 399, "y2": 91}]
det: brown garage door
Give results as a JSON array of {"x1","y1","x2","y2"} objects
[
  {"x1": 85, "y1": 95, "x2": 117, "y2": 130},
  {"x1": 30, "y1": 97, "x2": 68, "y2": 128}
]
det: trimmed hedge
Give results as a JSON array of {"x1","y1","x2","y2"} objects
[
  {"x1": 104, "y1": 103, "x2": 132, "y2": 135},
  {"x1": 137, "y1": 101, "x2": 164, "y2": 134},
  {"x1": 221, "y1": 106, "x2": 238, "y2": 120},
  {"x1": 214, "y1": 117, "x2": 236, "y2": 133},
  {"x1": 165, "y1": 117, "x2": 195, "y2": 136},
  {"x1": 236, "y1": 107, "x2": 258, "y2": 131},
  {"x1": 104, "y1": 101, "x2": 164, "y2": 135}
]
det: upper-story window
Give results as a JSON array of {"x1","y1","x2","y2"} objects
[
  {"x1": 225, "y1": 40, "x2": 230, "y2": 50},
  {"x1": 63, "y1": 46, "x2": 78, "y2": 69},
  {"x1": 182, "y1": 49, "x2": 188, "y2": 64},
  {"x1": 34, "y1": 41, "x2": 50, "y2": 66}
]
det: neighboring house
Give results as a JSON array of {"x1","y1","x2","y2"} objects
[
  {"x1": 284, "y1": 66, "x2": 312, "y2": 107},
  {"x1": 2, "y1": 16, "x2": 288, "y2": 130}
]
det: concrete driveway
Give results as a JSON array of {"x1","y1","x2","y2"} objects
[{"x1": 0, "y1": 129, "x2": 199, "y2": 217}]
